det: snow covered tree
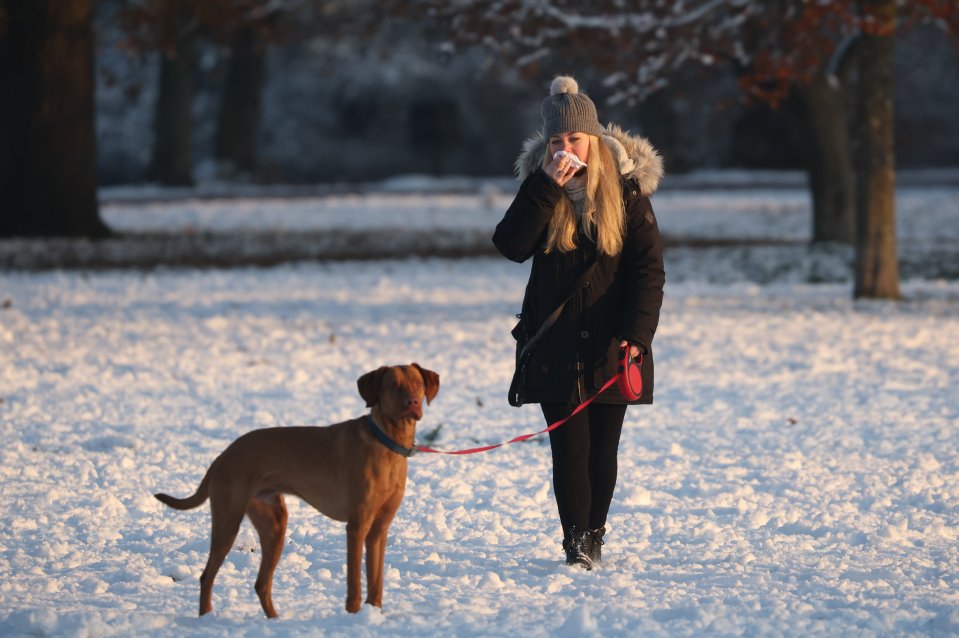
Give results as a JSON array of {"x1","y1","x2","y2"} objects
[{"x1": 0, "y1": 0, "x2": 109, "y2": 238}]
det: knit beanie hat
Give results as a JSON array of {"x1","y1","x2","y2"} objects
[{"x1": 541, "y1": 76, "x2": 605, "y2": 139}]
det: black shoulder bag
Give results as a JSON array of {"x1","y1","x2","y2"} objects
[{"x1": 508, "y1": 259, "x2": 598, "y2": 407}]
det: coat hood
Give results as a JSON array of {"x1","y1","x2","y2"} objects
[{"x1": 514, "y1": 123, "x2": 664, "y2": 196}]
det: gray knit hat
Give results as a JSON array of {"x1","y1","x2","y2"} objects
[{"x1": 541, "y1": 75, "x2": 605, "y2": 139}]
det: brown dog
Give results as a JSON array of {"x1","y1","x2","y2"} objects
[{"x1": 155, "y1": 363, "x2": 439, "y2": 617}]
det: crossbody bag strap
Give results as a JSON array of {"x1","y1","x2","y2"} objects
[{"x1": 518, "y1": 258, "x2": 598, "y2": 360}]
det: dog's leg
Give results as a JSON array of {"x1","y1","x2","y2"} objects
[
  {"x1": 199, "y1": 495, "x2": 246, "y2": 616},
  {"x1": 247, "y1": 493, "x2": 288, "y2": 619},
  {"x1": 364, "y1": 514, "x2": 394, "y2": 608},
  {"x1": 345, "y1": 518, "x2": 372, "y2": 613}
]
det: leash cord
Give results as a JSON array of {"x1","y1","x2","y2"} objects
[{"x1": 415, "y1": 372, "x2": 622, "y2": 456}]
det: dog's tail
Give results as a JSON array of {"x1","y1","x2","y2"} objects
[{"x1": 154, "y1": 472, "x2": 211, "y2": 511}]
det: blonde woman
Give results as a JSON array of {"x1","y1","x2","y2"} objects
[{"x1": 493, "y1": 76, "x2": 665, "y2": 570}]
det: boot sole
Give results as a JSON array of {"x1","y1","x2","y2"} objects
[{"x1": 566, "y1": 556, "x2": 593, "y2": 570}]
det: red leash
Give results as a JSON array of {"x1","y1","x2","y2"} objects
[{"x1": 415, "y1": 372, "x2": 622, "y2": 456}]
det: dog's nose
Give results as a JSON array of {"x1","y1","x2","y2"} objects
[{"x1": 405, "y1": 396, "x2": 420, "y2": 408}]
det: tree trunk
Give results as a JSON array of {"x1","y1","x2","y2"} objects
[
  {"x1": 801, "y1": 71, "x2": 855, "y2": 244},
  {"x1": 853, "y1": 0, "x2": 900, "y2": 299},
  {"x1": 148, "y1": 28, "x2": 197, "y2": 186},
  {"x1": 0, "y1": 0, "x2": 108, "y2": 238},
  {"x1": 214, "y1": 26, "x2": 265, "y2": 178}
]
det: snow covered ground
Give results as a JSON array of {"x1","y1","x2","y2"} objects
[{"x1": 1, "y1": 181, "x2": 958, "y2": 637}]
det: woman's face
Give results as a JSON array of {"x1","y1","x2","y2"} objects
[{"x1": 548, "y1": 132, "x2": 590, "y2": 165}]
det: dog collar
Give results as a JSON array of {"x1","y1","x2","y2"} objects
[{"x1": 366, "y1": 415, "x2": 416, "y2": 457}]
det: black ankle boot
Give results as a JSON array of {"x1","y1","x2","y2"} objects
[
  {"x1": 562, "y1": 526, "x2": 593, "y2": 570},
  {"x1": 586, "y1": 527, "x2": 605, "y2": 564}
]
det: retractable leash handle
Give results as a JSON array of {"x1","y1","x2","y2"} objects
[{"x1": 617, "y1": 346, "x2": 644, "y2": 401}]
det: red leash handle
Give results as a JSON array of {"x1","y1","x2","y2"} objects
[
  {"x1": 415, "y1": 372, "x2": 622, "y2": 456},
  {"x1": 617, "y1": 347, "x2": 644, "y2": 401}
]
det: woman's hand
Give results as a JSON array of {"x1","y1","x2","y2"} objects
[
  {"x1": 619, "y1": 340, "x2": 641, "y2": 359},
  {"x1": 546, "y1": 154, "x2": 580, "y2": 186}
]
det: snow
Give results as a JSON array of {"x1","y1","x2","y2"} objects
[{"x1": 1, "y1": 179, "x2": 958, "y2": 637}]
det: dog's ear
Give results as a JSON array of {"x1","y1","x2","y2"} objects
[
  {"x1": 357, "y1": 367, "x2": 389, "y2": 407},
  {"x1": 411, "y1": 363, "x2": 440, "y2": 405}
]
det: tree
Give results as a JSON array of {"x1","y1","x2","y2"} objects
[
  {"x1": 214, "y1": 24, "x2": 265, "y2": 178},
  {"x1": 207, "y1": 2, "x2": 284, "y2": 179},
  {"x1": 800, "y1": 63, "x2": 856, "y2": 244},
  {"x1": 0, "y1": 0, "x2": 109, "y2": 238},
  {"x1": 149, "y1": 18, "x2": 198, "y2": 186},
  {"x1": 854, "y1": 0, "x2": 899, "y2": 298}
]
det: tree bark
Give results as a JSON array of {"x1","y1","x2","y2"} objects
[
  {"x1": 0, "y1": 0, "x2": 108, "y2": 238},
  {"x1": 148, "y1": 27, "x2": 197, "y2": 186},
  {"x1": 853, "y1": 0, "x2": 900, "y2": 299},
  {"x1": 214, "y1": 26, "x2": 265, "y2": 178},
  {"x1": 801, "y1": 71, "x2": 855, "y2": 244}
]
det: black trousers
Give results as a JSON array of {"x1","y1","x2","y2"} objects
[{"x1": 541, "y1": 401, "x2": 627, "y2": 534}]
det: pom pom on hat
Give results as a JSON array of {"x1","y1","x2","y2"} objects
[
  {"x1": 541, "y1": 75, "x2": 604, "y2": 138},
  {"x1": 550, "y1": 75, "x2": 580, "y2": 96}
]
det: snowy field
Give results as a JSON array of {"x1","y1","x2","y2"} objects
[
  {"x1": 1, "y1": 183, "x2": 958, "y2": 637},
  {"x1": 3, "y1": 176, "x2": 958, "y2": 276}
]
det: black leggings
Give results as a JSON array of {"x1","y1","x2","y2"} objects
[{"x1": 541, "y1": 401, "x2": 627, "y2": 533}]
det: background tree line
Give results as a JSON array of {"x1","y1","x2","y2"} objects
[{"x1": 1, "y1": 0, "x2": 957, "y2": 299}]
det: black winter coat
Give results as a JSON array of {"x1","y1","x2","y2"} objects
[{"x1": 493, "y1": 167, "x2": 665, "y2": 406}]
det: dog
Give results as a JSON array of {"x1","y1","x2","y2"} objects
[{"x1": 154, "y1": 363, "x2": 440, "y2": 617}]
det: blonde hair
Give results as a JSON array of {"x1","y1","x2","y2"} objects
[{"x1": 542, "y1": 136, "x2": 626, "y2": 256}]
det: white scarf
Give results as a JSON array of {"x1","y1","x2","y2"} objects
[
  {"x1": 564, "y1": 174, "x2": 587, "y2": 210},
  {"x1": 564, "y1": 174, "x2": 595, "y2": 239}
]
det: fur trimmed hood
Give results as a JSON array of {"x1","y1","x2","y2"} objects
[{"x1": 514, "y1": 123, "x2": 664, "y2": 196}]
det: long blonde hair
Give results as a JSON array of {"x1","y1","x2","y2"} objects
[{"x1": 542, "y1": 136, "x2": 626, "y2": 256}]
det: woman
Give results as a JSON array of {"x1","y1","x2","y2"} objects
[{"x1": 493, "y1": 76, "x2": 664, "y2": 570}]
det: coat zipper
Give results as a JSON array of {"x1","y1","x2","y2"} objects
[{"x1": 575, "y1": 260, "x2": 591, "y2": 404}]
